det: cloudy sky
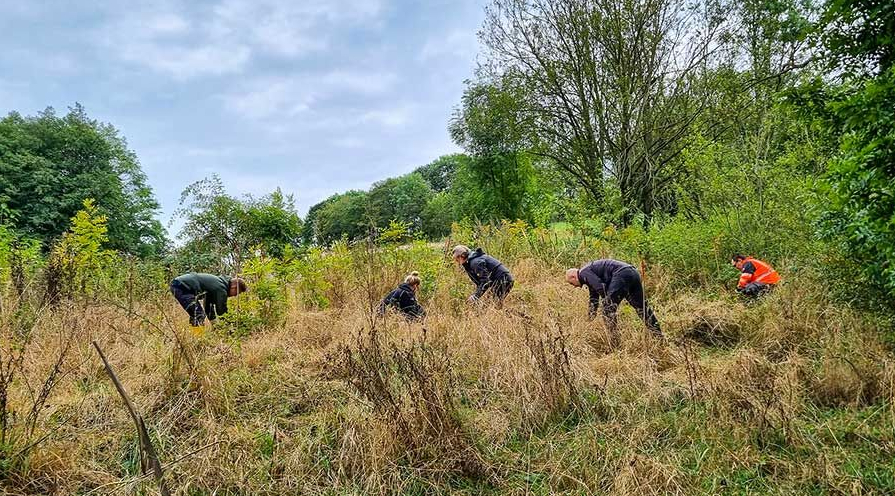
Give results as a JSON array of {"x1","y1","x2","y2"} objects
[{"x1": 0, "y1": 0, "x2": 485, "y2": 227}]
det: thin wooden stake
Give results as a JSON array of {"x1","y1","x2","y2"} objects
[{"x1": 93, "y1": 341, "x2": 171, "y2": 496}]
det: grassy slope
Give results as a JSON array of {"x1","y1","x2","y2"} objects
[{"x1": 4, "y1": 248, "x2": 894, "y2": 495}]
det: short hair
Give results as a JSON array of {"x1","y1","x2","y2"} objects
[
  {"x1": 233, "y1": 277, "x2": 248, "y2": 294},
  {"x1": 452, "y1": 245, "x2": 470, "y2": 259},
  {"x1": 731, "y1": 254, "x2": 747, "y2": 262},
  {"x1": 404, "y1": 271, "x2": 421, "y2": 286}
]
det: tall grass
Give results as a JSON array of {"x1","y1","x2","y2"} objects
[{"x1": 0, "y1": 226, "x2": 892, "y2": 495}]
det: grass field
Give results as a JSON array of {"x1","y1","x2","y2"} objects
[{"x1": 2, "y1": 242, "x2": 893, "y2": 495}]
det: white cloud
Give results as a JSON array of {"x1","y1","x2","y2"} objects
[
  {"x1": 359, "y1": 106, "x2": 412, "y2": 127},
  {"x1": 100, "y1": 0, "x2": 386, "y2": 80},
  {"x1": 221, "y1": 70, "x2": 398, "y2": 121},
  {"x1": 222, "y1": 78, "x2": 316, "y2": 120}
]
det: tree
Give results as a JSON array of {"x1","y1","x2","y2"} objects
[
  {"x1": 312, "y1": 190, "x2": 370, "y2": 245},
  {"x1": 450, "y1": 81, "x2": 551, "y2": 223},
  {"x1": 421, "y1": 192, "x2": 455, "y2": 239},
  {"x1": 788, "y1": 0, "x2": 895, "y2": 296},
  {"x1": 367, "y1": 173, "x2": 433, "y2": 232},
  {"x1": 476, "y1": 0, "x2": 728, "y2": 223},
  {"x1": 414, "y1": 154, "x2": 469, "y2": 192},
  {"x1": 0, "y1": 105, "x2": 165, "y2": 256},
  {"x1": 175, "y1": 176, "x2": 303, "y2": 270}
]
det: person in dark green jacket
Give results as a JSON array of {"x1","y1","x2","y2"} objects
[{"x1": 170, "y1": 273, "x2": 247, "y2": 326}]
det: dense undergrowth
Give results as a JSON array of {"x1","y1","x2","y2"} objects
[{"x1": 0, "y1": 221, "x2": 893, "y2": 495}]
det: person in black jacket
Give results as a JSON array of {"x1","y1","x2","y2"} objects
[
  {"x1": 565, "y1": 259, "x2": 662, "y2": 346},
  {"x1": 379, "y1": 271, "x2": 425, "y2": 320},
  {"x1": 452, "y1": 245, "x2": 514, "y2": 306}
]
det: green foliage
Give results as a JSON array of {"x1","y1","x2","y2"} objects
[
  {"x1": 785, "y1": 0, "x2": 895, "y2": 298},
  {"x1": 49, "y1": 199, "x2": 115, "y2": 297},
  {"x1": 414, "y1": 154, "x2": 466, "y2": 192},
  {"x1": 367, "y1": 173, "x2": 433, "y2": 233},
  {"x1": 0, "y1": 105, "x2": 165, "y2": 256},
  {"x1": 377, "y1": 220, "x2": 413, "y2": 246},
  {"x1": 312, "y1": 191, "x2": 370, "y2": 245},
  {"x1": 800, "y1": 69, "x2": 895, "y2": 295},
  {"x1": 0, "y1": 225, "x2": 42, "y2": 297},
  {"x1": 820, "y1": 0, "x2": 895, "y2": 75},
  {"x1": 219, "y1": 251, "x2": 289, "y2": 337},
  {"x1": 175, "y1": 176, "x2": 303, "y2": 270},
  {"x1": 421, "y1": 191, "x2": 455, "y2": 239}
]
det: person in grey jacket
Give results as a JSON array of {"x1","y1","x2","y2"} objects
[
  {"x1": 452, "y1": 245, "x2": 514, "y2": 306},
  {"x1": 565, "y1": 259, "x2": 662, "y2": 345},
  {"x1": 170, "y1": 273, "x2": 247, "y2": 326}
]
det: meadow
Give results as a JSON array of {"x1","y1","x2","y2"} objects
[{"x1": 1, "y1": 223, "x2": 892, "y2": 495}]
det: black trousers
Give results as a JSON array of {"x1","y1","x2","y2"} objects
[
  {"x1": 491, "y1": 276, "x2": 514, "y2": 302},
  {"x1": 603, "y1": 267, "x2": 662, "y2": 337},
  {"x1": 170, "y1": 280, "x2": 205, "y2": 326},
  {"x1": 742, "y1": 282, "x2": 773, "y2": 297}
]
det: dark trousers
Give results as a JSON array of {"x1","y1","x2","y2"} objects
[
  {"x1": 170, "y1": 280, "x2": 205, "y2": 326},
  {"x1": 491, "y1": 276, "x2": 514, "y2": 302},
  {"x1": 603, "y1": 267, "x2": 662, "y2": 340},
  {"x1": 742, "y1": 282, "x2": 773, "y2": 297}
]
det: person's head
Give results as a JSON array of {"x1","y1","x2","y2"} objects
[
  {"x1": 565, "y1": 268, "x2": 582, "y2": 287},
  {"x1": 731, "y1": 254, "x2": 747, "y2": 268},
  {"x1": 229, "y1": 277, "x2": 248, "y2": 297},
  {"x1": 452, "y1": 245, "x2": 470, "y2": 265},
  {"x1": 404, "y1": 271, "x2": 422, "y2": 292}
]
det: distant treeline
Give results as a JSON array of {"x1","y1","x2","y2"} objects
[{"x1": 0, "y1": 0, "x2": 892, "y2": 298}]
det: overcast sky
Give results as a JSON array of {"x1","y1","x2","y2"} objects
[{"x1": 0, "y1": 0, "x2": 485, "y2": 228}]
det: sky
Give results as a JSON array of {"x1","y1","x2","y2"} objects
[{"x1": 0, "y1": 0, "x2": 485, "y2": 231}]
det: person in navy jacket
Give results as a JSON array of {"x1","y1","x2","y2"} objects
[{"x1": 566, "y1": 259, "x2": 662, "y2": 346}]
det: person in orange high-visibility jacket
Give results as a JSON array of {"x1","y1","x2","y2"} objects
[{"x1": 731, "y1": 254, "x2": 780, "y2": 297}]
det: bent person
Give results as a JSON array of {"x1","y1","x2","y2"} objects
[
  {"x1": 170, "y1": 273, "x2": 247, "y2": 326},
  {"x1": 731, "y1": 254, "x2": 780, "y2": 297},
  {"x1": 452, "y1": 245, "x2": 514, "y2": 306},
  {"x1": 565, "y1": 259, "x2": 662, "y2": 346},
  {"x1": 379, "y1": 271, "x2": 426, "y2": 321}
]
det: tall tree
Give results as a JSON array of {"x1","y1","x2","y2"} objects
[
  {"x1": 789, "y1": 0, "x2": 895, "y2": 295},
  {"x1": 0, "y1": 105, "x2": 165, "y2": 256},
  {"x1": 477, "y1": 0, "x2": 728, "y2": 222},
  {"x1": 367, "y1": 173, "x2": 433, "y2": 232},
  {"x1": 312, "y1": 190, "x2": 370, "y2": 245},
  {"x1": 414, "y1": 154, "x2": 469, "y2": 192},
  {"x1": 175, "y1": 176, "x2": 302, "y2": 270},
  {"x1": 450, "y1": 81, "x2": 544, "y2": 223}
]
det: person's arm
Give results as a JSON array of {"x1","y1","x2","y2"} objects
[
  {"x1": 737, "y1": 261, "x2": 757, "y2": 289},
  {"x1": 471, "y1": 259, "x2": 493, "y2": 299},
  {"x1": 206, "y1": 289, "x2": 228, "y2": 320},
  {"x1": 378, "y1": 295, "x2": 390, "y2": 316}
]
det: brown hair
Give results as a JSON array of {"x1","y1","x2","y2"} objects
[{"x1": 232, "y1": 277, "x2": 248, "y2": 294}]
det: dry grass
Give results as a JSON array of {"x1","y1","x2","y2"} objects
[{"x1": 1, "y1": 255, "x2": 893, "y2": 495}]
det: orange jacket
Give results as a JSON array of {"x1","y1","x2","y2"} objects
[{"x1": 735, "y1": 257, "x2": 780, "y2": 288}]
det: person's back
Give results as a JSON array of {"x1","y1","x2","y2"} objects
[
  {"x1": 731, "y1": 255, "x2": 780, "y2": 297},
  {"x1": 577, "y1": 259, "x2": 634, "y2": 292},
  {"x1": 379, "y1": 272, "x2": 425, "y2": 320},
  {"x1": 170, "y1": 273, "x2": 246, "y2": 325},
  {"x1": 453, "y1": 246, "x2": 514, "y2": 304}
]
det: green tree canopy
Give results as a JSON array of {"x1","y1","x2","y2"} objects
[
  {"x1": 312, "y1": 190, "x2": 370, "y2": 245},
  {"x1": 0, "y1": 105, "x2": 165, "y2": 256},
  {"x1": 175, "y1": 175, "x2": 303, "y2": 269},
  {"x1": 367, "y1": 173, "x2": 433, "y2": 232}
]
